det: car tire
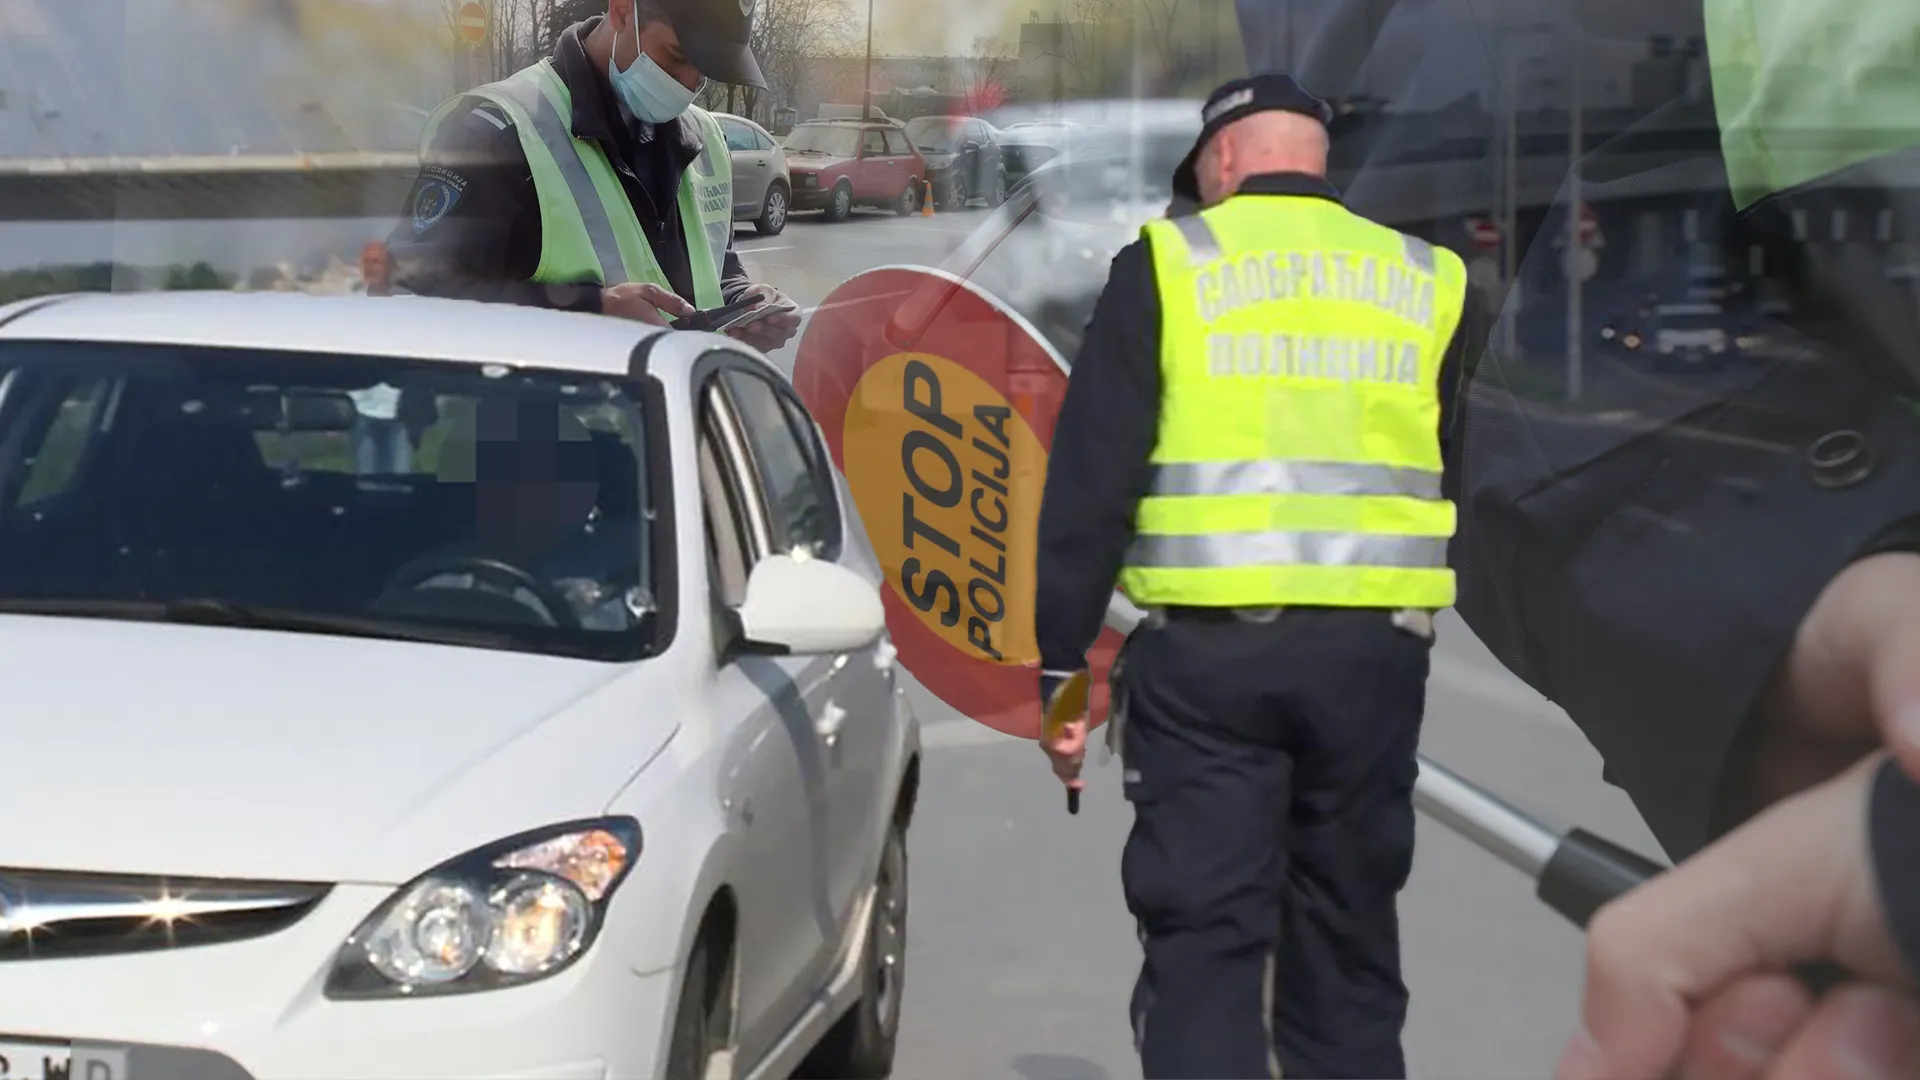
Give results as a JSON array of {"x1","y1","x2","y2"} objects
[
  {"x1": 825, "y1": 181, "x2": 853, "y2": 223},
  {"x1": 795, "y1": 820, "x2": 907, "y2": 1080},
  {"x1": 664, "y1": 935, "x2": 722, "y2": 1080},
  {"x1": 986, "y1": 169, "x2": 1007, "y2": 208},
  {"x1": 943, "y1": 172, "x2": 968, "y2": 211},
  {"x1": 755, "y1": 182, "x2": 789, "y2": 236},
  {"x1": 895, "y1": 180, "x2": 921, "y2": 217}
]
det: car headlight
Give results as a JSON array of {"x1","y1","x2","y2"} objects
[{"x1": 324, "y1": 818, "x2": 639, "y2": 999}]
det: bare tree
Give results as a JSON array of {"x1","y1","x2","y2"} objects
[
  {"x1": 746, "y1": 0, "x2": 859, "y2": 124},
  {"x1": 1138, "y1": 0, "x2": 1210, "y2": 95},
  {"x1": 1059, "y1": 0, "x2": 1126, "y2": 98},
  {"x1": 963, "y1": 35, "x2": 1016, "y2": 112}
]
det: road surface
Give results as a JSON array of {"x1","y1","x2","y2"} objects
[{"x1": 734, "y1": 208, "x2": 1664, "y2": 1079}]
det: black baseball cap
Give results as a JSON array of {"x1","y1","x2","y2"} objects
[
  {"x1": 657, "y1": 0, "x2": 766, "y2": 89},
  {"x1": 1171, "y1": 74, "x2": 1334, "y2": 202}
]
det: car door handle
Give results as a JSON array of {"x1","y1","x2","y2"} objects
[{"x1": 816, "y1": 700, "x2": 848, "y2": 747}]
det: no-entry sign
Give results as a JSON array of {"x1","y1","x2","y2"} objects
[
  {"x1": 457, "y1": 1, "x2": 488, "y2": 44},
  {"x1": 792, "y1": 267, "x2": 1127, "y2": 740}
]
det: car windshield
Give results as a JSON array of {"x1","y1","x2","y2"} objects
[
  {"x1": 905, "y1": 118, "x2": 965, "y2": 152},
  {"x1": 783, "y1": 125, "x2": 862, "y2": 157},
  {"x1": 0, "y1": 342, "x2": 658, "y2": 660}
]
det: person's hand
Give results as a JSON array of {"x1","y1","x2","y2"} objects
[
  {"x1": 1040, "y1": 672, "x2": 1088, "y2": 795},
  {"x1": 724, "y1": 283, "x2": 803, "y2": 352},
  {"x1": 1743, "y1": 552, "x2": 1920, "y2": 814},
  {"x1": 1558, "y1": 752, "x2": 1919, "y2": 1080},
  {"x1": 601, "y1": 282, "x2": 694, "y2": 326}
]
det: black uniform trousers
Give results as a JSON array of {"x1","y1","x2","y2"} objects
[{"x1": 1118, "y1": 606, "x2": 1432, "y2": 1079}]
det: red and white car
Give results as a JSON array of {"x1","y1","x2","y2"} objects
[{"x1": 782, "y1": 120, "x2": 929, "y2": 222}]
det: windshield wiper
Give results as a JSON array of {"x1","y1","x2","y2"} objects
[{"x1": 0, "y1": 597, "x2": 523, "y2": 649}]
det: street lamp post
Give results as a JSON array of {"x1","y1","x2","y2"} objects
[{"x1": 861, "y1": 0, "x2": 875, "y2": 119}]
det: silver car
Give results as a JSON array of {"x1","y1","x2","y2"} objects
[{"x1": 715, "y1": 113, "x2": 791, "y2": 236}]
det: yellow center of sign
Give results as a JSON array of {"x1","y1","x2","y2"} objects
[{"x1": 843, "y1": 352, "x2": 1047, "y2": 666}]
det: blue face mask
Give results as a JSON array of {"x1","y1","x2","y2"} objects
[{"x1": 609, "y1": 18, "x2": 703, "y2": 125}]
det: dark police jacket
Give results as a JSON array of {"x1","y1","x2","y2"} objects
[
  {"x1": 385, "y1": 17, "x2": 752, "y2": 314},
  {"x1": 1250, "y1": 0, "x2": 1920, "y2": 973}
]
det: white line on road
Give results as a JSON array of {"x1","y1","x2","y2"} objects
[{"x1": 737, "y1": 245, "x2": 794, "y2": 254}]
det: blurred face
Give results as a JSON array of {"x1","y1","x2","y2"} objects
[
  {"x1": 473, "y1": 437, "x2": 600, "y2": 561},
  {"x1": 609, "y1": 0, "x2": 705, "y2": 90}
]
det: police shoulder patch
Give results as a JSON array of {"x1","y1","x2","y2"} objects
[{"x1": 410, "y1": 170, "x2": 466, "y2": 234}]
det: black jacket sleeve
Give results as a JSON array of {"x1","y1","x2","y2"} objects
[
  {"x1": 1034, "y1": 239, "x2": 1162, "y2": 675},
  {"x1": 386, "y1": 101, "x2": 604, "y2": 314},
  {"x1": 720, "y1": 244, "x2": 753, "y2": 304}
]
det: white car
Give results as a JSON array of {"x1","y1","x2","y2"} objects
[{"x1": 0, "y1": 291, "x2": 919, "y2": 1080}]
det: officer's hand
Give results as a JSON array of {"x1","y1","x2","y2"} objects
[
  {"x1": 601, "y1": 282, "x2": 694, "y2": 326},
  {"x1": 1749, "y1": 552, "x2": 1920, "y2": 815},
  {"x1": 1557, "y1": 753, "x2": 1919, "y2": 1080},
  {"x1": 1040, "y1": 674, "x2": 1088, "y2": 793},
  {"x1": 725, "y1": 283, "x2": 802, "y2": 352}
]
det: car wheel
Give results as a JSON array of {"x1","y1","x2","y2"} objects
[
  {"x1": 825, "y1": 182, "x2": 853, "y2": 223},
  {"x1": 795, "y1": 820, "x2": 907, "y2": 1079},
  {"x1": 756, "y1": 183, "x2": 789, "y2": 236},
  {"x1": 986, "y1": 169, "x2": 1007, "y2": 207},
  {"x1": 664, "y1": 935, "x2": 723, "y2": 1080},
  {"x1": 895, "y1": 180, "x2": 921, "y2": 217},
  {"x1": 944, "y1": 173, "x2": 968, "y2": 211}
]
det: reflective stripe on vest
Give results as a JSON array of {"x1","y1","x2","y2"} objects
[
  {"x1": 419, "y1": 60, "x2": 730, "y2": 307},
  {"x1": 1116, "y1": 195, "x2": 1467, "y2": 610}
]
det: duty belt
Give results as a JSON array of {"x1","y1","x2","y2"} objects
[{"x1": 1145, "y1": 605, "x2": 1436, "y2": 638}]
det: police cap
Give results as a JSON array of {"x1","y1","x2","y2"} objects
[
  {"x1": 653, "y1": 0, "x2": 766, "y2": 90},
  {"x1": 1171, "y1": 73, "x2": 1333, "y2": 202}
]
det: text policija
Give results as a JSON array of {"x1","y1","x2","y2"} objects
[{"x1": 896, "y1": 359, "x2": 1019, "y2": 662}]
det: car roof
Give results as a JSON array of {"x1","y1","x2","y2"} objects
[
  {"x1": 0, "y1": 291, "x2": 701, "y2": 382},
  {"x1": 797, "y1": 118, "x2": 897, "y2": 128},
  {"x1": 713, "y1": 112, "x2": 769, "y2": 131}
]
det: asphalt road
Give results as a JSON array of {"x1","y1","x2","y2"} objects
[{"x1": 734, "y1": 212, "x2": 1666, "y2": 1079}]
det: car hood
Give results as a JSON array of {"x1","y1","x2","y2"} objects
[
  {"x1": 786, "y1": 152, "x2": 852, "y2": 171},
  {"x1": 0, "y1": 615, "x2": 684, "y2": 884}
]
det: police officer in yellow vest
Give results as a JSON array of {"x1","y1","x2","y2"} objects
[
  {"x1": 1034, "y1": 74, "x2": 1478, "y2": 1080},
  {"x1": 387, "y1": 0, "x2": 801, "y2": 353}
]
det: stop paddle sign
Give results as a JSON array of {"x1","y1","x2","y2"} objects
[{"x1": 792, "y1": 267, "x2": 1128, "y2": 740}]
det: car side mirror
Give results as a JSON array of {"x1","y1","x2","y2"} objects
[{"x1": 735, "y1": 553, "x2": 884, "y2": 655}]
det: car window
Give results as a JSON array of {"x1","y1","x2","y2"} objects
[
  {"x1": 15, "y1": 376, "x2": 115, "y2": 506},
  {"x1": 719, "y1": 369, "x2": 838, "y2": 560},
  {"x1": 754, "y1": 128, "x2": 775, "y2": 151},
  {"x1": 884, "y1": 128, "x2": 912, "y2": 155},
  {"x1": 721, "y1": 120, "x2": 759, "y2": 153},
  {"x1": 784, "y1": 124, "x2": 860, "y2": 157},
  {"x1": 863, "y1": 129, "x2": 888, "y2": 157},
  {"x1": 0, "y1": 343, "x2": 658, "y2": 659},
  {"x1": 968, "y1": 121, "x2": 988, "y2": 143}
]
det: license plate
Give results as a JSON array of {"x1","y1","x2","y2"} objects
[{"x1": 0, "y1": 1039, "x2": 69, "y2": 1080}]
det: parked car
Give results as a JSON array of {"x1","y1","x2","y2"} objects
[
  {"x1": 782, "y1": 119, "x2": 927, "y2": 222},
  {"x1": 714, "y1": 112, "x2": 791, "y2": 236},
  {"x1": 903, "y1": 115, "x2": 1007, "y2": 210},
  {"x1": 0, "y1": 290, "x2": 919, "y2": 1080},
  {"x1": 960, "y1": 101, "x2": 1202, "y2": 358},
  {"x1": 996, "y1": 119, "x2": 1090, "y2": 190}
]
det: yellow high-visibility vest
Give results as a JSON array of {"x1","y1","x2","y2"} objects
[
  {"x1": 418, "y1": 59, "x2": 732, "y2": 308},
  {"x1": 1117, "y1": 193, "x2": 1467, "y2": 609}
]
